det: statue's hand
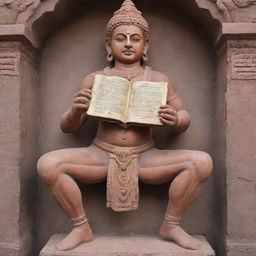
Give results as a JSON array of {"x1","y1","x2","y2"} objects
[
  {"x1": 70, "y1": 89, "x2": 92, "y2": 117},
  {"x1": 158, "y1": 105, "x2": 179, "y2": 127}
]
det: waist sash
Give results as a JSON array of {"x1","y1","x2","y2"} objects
[{"x1": 93, "y1": 138, "x2": 154, "y2": 212}]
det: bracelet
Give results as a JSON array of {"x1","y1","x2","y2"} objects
[
  {"x1": 71, "y1": 214, "x2": 88, "y2": 227},
  {"x1": 164, "y1": 214, "x2": 181, "y2": 225}
]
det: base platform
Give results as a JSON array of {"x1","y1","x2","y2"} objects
[{"x1": 39, "y1": 234, "x2": 215, "y2": 256}]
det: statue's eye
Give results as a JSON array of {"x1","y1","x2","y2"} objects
[
  {"x1": 131, "y1": 37, "x2": 141, "y2": 42},
  {"x1": 116, "y1": 36, "x2": 125, "y2": 42}
]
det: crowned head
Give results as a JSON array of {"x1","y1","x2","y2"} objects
[
  {"x1": 106, "y1": 0, "x2": 149, "y2": 41},
  {"x1": 105, "y1": 0, "x2": 150, "y2": 64}
]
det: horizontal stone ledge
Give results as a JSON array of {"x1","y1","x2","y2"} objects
[
  {"x1": 40, "y1": 234, "x2": 215, "y2": 256},
  {"x1": 222, "y1": 23, "x2": 256, "y2": 36},
  {"x1": 216, "y1": 23, "x2": 256, "y2": 47},
  {"x1": 0, "y1": 24, "x2": 39, "y2": 49},
  {"x1": 226, "y1": 239, "x2": 256, "y2": 256},
  {"x1": 0, "y1": 241, "x2": 20, "y2": 256}
]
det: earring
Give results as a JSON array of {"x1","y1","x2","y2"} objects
[
  {"x1": 107, "y1": 53, "x2": 114, "y2": 62},
  {"x1": 142, "y1": 52, "x2": 148, "y2": 62}
]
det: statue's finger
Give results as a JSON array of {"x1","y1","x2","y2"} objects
[
  {"x1": 81, "y1": 92, "x2": 92, "y2": 99},
  {"x1": 75, "y1": 90, "x2": 91, "y2": 98},
  {"x1": 74, "y1": 97, "x2": 87, "y2": 104},
  {"x1": 159, "y1": 112, "x2": 175, "y2": 119},
  {"x1": 160, "y1": 105, "x2": 169, "y2": 108},
  {"x1": 81, "y1": 88, "x2": 92, "y2": 92},
  {"x1": 159, "y1": 117, "x2": 174, "y2": 126},
  {"x1": 158, "y1": 116, "x2": 166, "y2": 125},
  {"x1": 159, "y1": 108, "x2": 177, "y2": 115},
  {"x1": 159, "y1": 108, "x2": 176, "y2": 114},
  {"x1": 160, "y1": 105, "x2": 176, "y2": 110},
  {"x1": 74, "y1": 103, "x2": 88, "y2": 110}
]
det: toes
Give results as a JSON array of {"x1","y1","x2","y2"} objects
[{"x1": 180, "y1": 240, "x2": 202, "y2": 250}]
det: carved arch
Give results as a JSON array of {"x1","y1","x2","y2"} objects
[{"x1": 26, "y1": 0, "x2": 224, "y2": 45}]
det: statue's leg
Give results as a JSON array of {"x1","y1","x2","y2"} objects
[
  {"x1": 138, "y1": 148, "x2": 213, "y2": 250},
  {"x1": 37, "y1": 144, "x2": 109, "y2": 251}
]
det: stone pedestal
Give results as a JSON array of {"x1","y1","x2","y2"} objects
[{"x1": 39, "y1": 235, "x2": 215, "y2": 256}]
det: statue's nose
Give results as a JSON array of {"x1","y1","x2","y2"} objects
[{"x1": 125, "y1": 37, "x2": 132, "y2": 47}]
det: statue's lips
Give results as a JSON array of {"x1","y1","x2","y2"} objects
[{"x1": 123, "y1": 50, "x2": 134, "y2": 55}]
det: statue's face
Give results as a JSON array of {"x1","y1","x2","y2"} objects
[{"x1": 107, "y1": 25, "x2": 148, "y2": 64}]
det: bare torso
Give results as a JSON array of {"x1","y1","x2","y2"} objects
[{"x1": 97, "y1": 121, "x2": 152, "y2": 146}]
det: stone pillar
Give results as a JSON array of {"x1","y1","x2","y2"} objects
[
  {"x1": 216, "y1": 24, "x2": 256, "y2": 256},
  {"x1": 0, "y1": 25, "x2": 38, "y2": 256}
]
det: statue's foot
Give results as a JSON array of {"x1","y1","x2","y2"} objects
[
  {"x1": 56, "y1": 223, "x2": 93, "y2": 251},
  {"x1": 160, "y1": 222, "x2": 203, "y2": 250}
]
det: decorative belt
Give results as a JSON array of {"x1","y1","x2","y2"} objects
[{"x1": 93, "y1": 138, "x2": 154, "y2": 212}]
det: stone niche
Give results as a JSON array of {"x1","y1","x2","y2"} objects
[
  {"x1": 1, "y1": 0, "x2": 256, "y2": 256},
  {"x1": 38, "y1": 0, "x2": 216, "y2": 252}
]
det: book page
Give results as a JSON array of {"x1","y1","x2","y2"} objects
[
  {"x1": 127, "y1": 81, "x2": 168, "y2": 125},
  {"x1": 87, "y1": 75, "x2": 129, "y2": 122}
]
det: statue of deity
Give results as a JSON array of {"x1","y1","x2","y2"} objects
[{"x1": 37, "y1": 0, "x2": 213, "y2": 251}]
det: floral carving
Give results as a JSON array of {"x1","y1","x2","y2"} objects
[
  {"x1": 209, "y1": 0, "x2": 256, "y2": 22},
  {"x1": 0, "y1": 0, "x2": 41, "y2": 24}
]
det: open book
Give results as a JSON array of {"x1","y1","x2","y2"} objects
[{"x1": 87, "y1": 74, "x2": 168, "y2": 126}]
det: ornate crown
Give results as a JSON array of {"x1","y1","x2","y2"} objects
[{"x1": 106, "y1": 0, "x2": 149, "y2": 40}]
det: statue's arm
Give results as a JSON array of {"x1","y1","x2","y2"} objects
[
  {"x1": 166, "y1": 87, "x2": 191, "y2": 134},
  {"x1": 152, "y1": 71, "x2": 191, "y2": 134},
  {"x1": 60, "y1": 73, "x2": 95, "y2": 133}
]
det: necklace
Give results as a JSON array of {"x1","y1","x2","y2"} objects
[{"x1": 110, "y1": 67, "x2": 145, "y2": 80}]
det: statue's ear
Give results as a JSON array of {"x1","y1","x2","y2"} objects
[
  {"x1": 142, "y1": 40, "x2": 149, "y2": 62},
  {"x1": 143, "y1": 40, "x2": 149, "y2": 54},
  {"x1": 105, "y1": 39, "x2": 114, "y2": 62},
  {"x1": 105, "y1": 39, "x2": 112, "y2": 54}
]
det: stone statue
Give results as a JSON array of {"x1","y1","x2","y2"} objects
[{"x1": 37, "y1": 0, "x2": 213, "y2": 251}]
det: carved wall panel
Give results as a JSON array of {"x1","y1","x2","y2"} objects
[
  {"x1": 231, "y1": 48, "x2": 256, "y2": 80},
  {"x1": 0, "y1": 52, "x2": 19, "y2": 76},
  {"x1": 0, "y1": 0, "x2": 41, "y2": 24},
  {"x1": 208, "y1": 0, "x2": 256, "y2": 22},
  {"x1": 0, "y1": 0, "x2": 256, "y2": 27},
  {"x1": 0, "y1": 42, "x2": 19, "y2": 76}
]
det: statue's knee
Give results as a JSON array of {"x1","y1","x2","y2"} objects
[
  {"x1": 193, "y1": 152, "x2": 213, "y2": 182},
  {"x1": 37, "y1": 153, "x2": 60, "y2": 185}
]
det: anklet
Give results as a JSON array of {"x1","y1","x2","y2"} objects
[
  {"x1": 71, "y1": 214, "x2": 88, "y2": 227},
  {"x1": 164, "y1": 214, "x2": 181, "y2": 225}
]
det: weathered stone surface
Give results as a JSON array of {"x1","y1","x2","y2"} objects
[
  {"x1": 231, "y1": 48, "x2": 256, "y2": 80},
  {"x1": 40, "y1": 235, "x2": 215, "y2": 256},
  {"x1": 221, "y1": 23, "x2": 256, "y2": 37},
  {"x1": 0, "y1": 42, "x2": 21, "y2": 247},
  {"x1": 208, "y1": 0, "x2": 256, "y2": 22},
  {"x1": 0, "y1": 0, "x2": 41, "y2": 24},
  {"x1": 0, "y1": 50, "x2": 19, "y2": 76},
  {"x1": 221, "y1": 39, "x2": 256, "y2": 255},
  {"x1": 0, "y1": 40, "x2": 38, "y2": 256},
  {"x1": 1, "y1": 0, "x2": 256, "y2": 30},
  {"x1": 0, "y1": 24, "x2": 39, "y2": 49},
  {"x1": 0, "y1": 241, "x2": 20, "y2": 256},
  {"x1": 227, "y1": 240, "x2": 256, "y2": 256}
]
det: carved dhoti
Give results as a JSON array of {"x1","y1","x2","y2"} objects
[{"x1": 93, "y1": 138, "x2": 154, "y2": 212}]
